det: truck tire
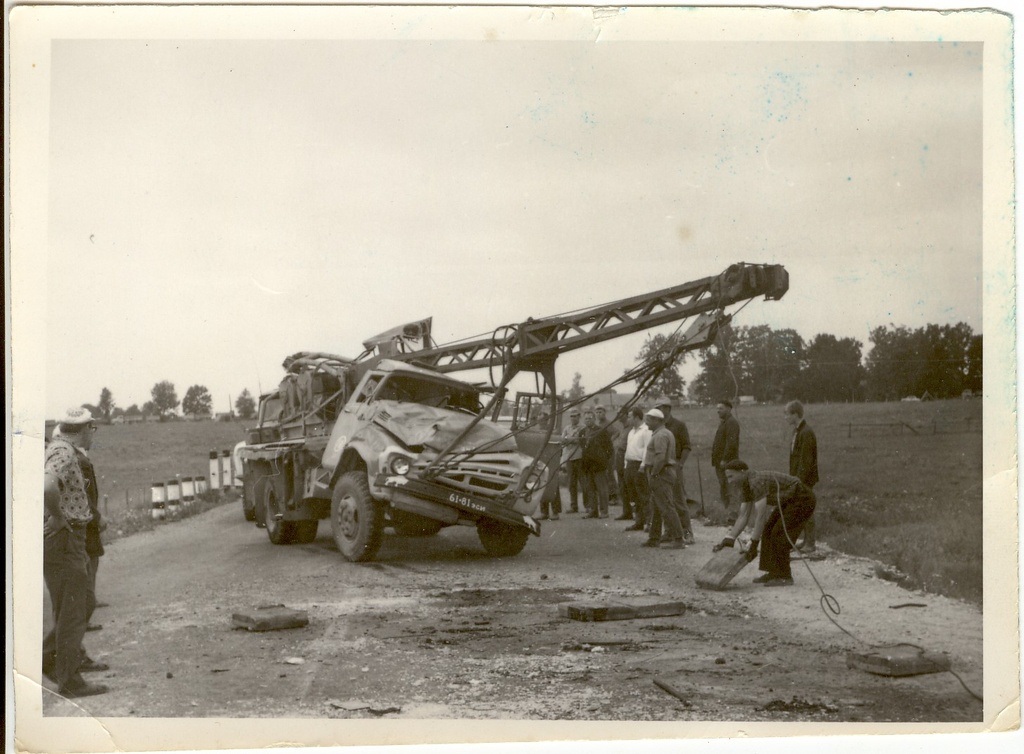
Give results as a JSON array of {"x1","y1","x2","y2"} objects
[
  {"x1": 242, "y1": 472, "x2": 257, "y2": 522},
  {"x1": 477, "y1": 519, "x2": 529, "y2": 557},
  {"x1": 330, "y1": 471, "x2": 384, "y2": 562},
  {"x1": 263, "y1": 472, "x2": 298, "y2": 545},
  {"x1": 390, "y1": 510, "x2": 444, "y2": 537},
  {"x1": 293, "y1": 519, "x2": 319, "y2": 544},
  {"x1": 252, "y1": 473, "x2": 268, "y2": 528}
]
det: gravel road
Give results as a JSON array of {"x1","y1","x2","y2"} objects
[{"x1": 41, "y1": 497, "x2": 984, "y2": 727}]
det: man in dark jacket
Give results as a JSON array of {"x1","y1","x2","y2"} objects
[
  {"x1": 786, "y1": 400, "x2": 820, "y2": 552},
  {"x1": 711, "y1": 399, "x2": 741, "y2": 520},
  {"x1": 579, "y1": 409, "x2": 613, "y2": 519}
]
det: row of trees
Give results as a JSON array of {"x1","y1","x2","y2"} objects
[
  {"x1": 638, "y1": 321, "x2": 982, "y2": 405},
  {"x1": 85, "y1": 383, "x2": 258, "y2": 422}
]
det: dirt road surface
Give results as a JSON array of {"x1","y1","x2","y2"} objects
[{"x1": 42, "y1": 499, "x2": 983, "y2": 725}]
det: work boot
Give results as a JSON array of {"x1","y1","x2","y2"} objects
[
  {"x1": 59, "y1": 678, "x2": 109, "y2": 698},
  {"x1": 682, "y1": 530, "x2": 696, "y2": 545},
  {"x1": 79, "y1": 657, "x2": 110, "y2": 673}
]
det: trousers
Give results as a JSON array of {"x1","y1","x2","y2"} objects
[
  {"x1": 623, "y1": 460, "x2": 648, "y2": 523},
  {"x1": 582, "y1": 469, "x2": 609, "y2": 516},
  {"x1": 759, "y1": 485, "x2": 817, "y2": 578},
  {"x1": 671, "y1": 463, "x2": 693, "y2": 533},
  {"x1": 565, "y1": 459, "x2": 583, "y2": 511},
  {"x1": 648, "y1": 467, "x2": 682, "y2": 542},
  {"x1": 43, "y1": 527, "x2": 90, "y2": 689}
]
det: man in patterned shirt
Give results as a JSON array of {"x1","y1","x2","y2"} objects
[
  {"x1": 43, "y1": 407, "x2": 109, "y2": 698},
  {"x1": 712, "y1": 459, "x2": 817, "y2": 586}
]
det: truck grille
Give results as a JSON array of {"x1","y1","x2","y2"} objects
[{"x1": 413, "y1": 453, "x2": 523, "y2": 499}]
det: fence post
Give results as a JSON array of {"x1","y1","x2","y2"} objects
[
  {"x1": 209, "y1": 451, "x2": 221, "y2": 493},
  {"x1": 221, "y1": 450, "x2": 233, "y2": 493},
  {"x1": 103, "y1": 494, "x2": 108, "y2": 518}
]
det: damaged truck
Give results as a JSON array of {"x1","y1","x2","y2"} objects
[
  {"x1": 238, "y1": 262, "x2": 790, "y2": 563},
  {"x1": 239, "y1": 348, "x2": 546, "y2": 562}
]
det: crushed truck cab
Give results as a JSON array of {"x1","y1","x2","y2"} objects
[{"x1": 238, "y1": 355, "x2": 544, "y2": 562}]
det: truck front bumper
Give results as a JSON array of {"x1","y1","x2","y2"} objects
[{"x1": 374, "y1": 473, "x2": 540, "y2": 536}]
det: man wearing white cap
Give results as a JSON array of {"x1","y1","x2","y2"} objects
[
  {"x1": 43, "y1": 407, "x2": 109, "y2": 698},
  {"x1": 641, "y1": 408, "x2": 684, "y2": 549}
]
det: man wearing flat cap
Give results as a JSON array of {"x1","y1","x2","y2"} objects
[
  {"x1": 43, "y1": 407, "x2": 108, "y2": 698},
  {"x1": 711, "y1": 399, "x2": 741, "y2": 523},
  {"x1": 655, "y1": 400, "x2": 695, "y2": 544}
]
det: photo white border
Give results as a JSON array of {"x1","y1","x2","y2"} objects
[{"x1": 6, "y1": 3, "x2": 1019, "y2": 753}]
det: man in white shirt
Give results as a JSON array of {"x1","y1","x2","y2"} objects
[{"x1": 621, "y1": 407, "x2": 651, "y2": 531}]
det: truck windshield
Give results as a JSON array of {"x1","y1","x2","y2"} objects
[{"x1": 376, "y1": 375, "x2": 482, "y2": 414}]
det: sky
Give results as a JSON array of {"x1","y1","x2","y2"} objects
[{"x1": 38, "y1": 15, "x2": 985, "y2": 417}]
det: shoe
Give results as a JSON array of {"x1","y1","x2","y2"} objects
[
  {"x1": 79, "y1": 657, "x2": 110, "y2": 673},
  {"x1": 660, "y1": 540, "x2": 684, "y2": 549},
  {"x1": 95, "y1": 601, "x2": 110, "y2": 608},
  {"x1": 598, "y1": 513, "x2": 609, "y2": 519},
  {"x1": 682, "y1": 531, "x2": 696, "y2": 545},
  {"x1": 763, "y1": 576, "x2": 794, "y2": 587},
  {"x1": 799, "y1": 545, "x2": 817, "y2": 554},
  {"x1": 59, "y1": 680, "x2": 109, "y2": 698},
  {"x1": 641, "y1": 539, "x2": 661, "y2": 548},
  {"x1": 537, "y1": 514, "x2": 549, "y2": 521},
  {"x1": 550, "y1": 515, "x2": 559, "y2": 521},
  {"x1": 752, "y1": 573, "x2": 773, "y2": 584},
  {"x1": 583, "y1": 513, "x2": 599, "y2": 519},
  {"x1": 624, "y1": 523, "x2": 644, "y2": 531},
  {"x1": 569, "y1": 507, "x2": 579, "y2": 514},
  {"x1": 614, "y1": 514, "x2": 633, "y2": 521},
  {"x1": 86, "y1": 624, "x2": 103, "y2": 632}
]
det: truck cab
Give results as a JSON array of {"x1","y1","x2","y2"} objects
[{"x1": 239, "y1": 357, "x2": 545, "y2": 561}]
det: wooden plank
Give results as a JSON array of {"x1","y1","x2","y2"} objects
[
  {"x1": 559, "y1": 601, "x2": 687, "y2": 622},
  {"x1": 846, "y1": 646, "x2": 951, "y2": 677},
  {"x1": 232, "y1": 604, "x2": 309, "y2": 632},
  {"x1": 694, "y1": 548, "x2": 751, "y2": 590}
]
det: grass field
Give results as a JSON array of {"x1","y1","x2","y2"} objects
[
  {"x1": 86, "y1": 419, "x2": 250, "y2": 514},
  {"x1": 83, "y1": 400, "x2": 984, "y2": 603},
  {"x1": 675, "y1": 398, "x2": 983, "y2": 604}
]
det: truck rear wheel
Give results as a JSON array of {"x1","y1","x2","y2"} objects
[
  {"x1": 330, "y1": 471, "x2": 384, "y2": 562},
  {"x1": 477, "y1": 519, "x2": 529, "y2": 557},
  {"x1": 263, "y1": 472, "x2": 298, "y2": 545}
]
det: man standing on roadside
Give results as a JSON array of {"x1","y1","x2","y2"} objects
[
  {"x1": 560, "y1": 408, "x2": 585, "y2": 514},
  {"x1": 641, "y1": 408, "x2": 684, "y2": 549},
  {"x1": 621, "y1": 407, "x2": 651, "y2": 531},
  {"x1": 43, "y1": 407, "x2": 109, "y2": 698},
  {"x1": 785, "y1": 400, "x2": 819, "y2": 553},
  {"x1": 656, "y1": 400, "x2": 695, "y2": 544},
  {"x1": 579, "y1": 409, "x2": 613, "y2": 519},
  {"x1": 594, "y1": 405, "x2": 622, "y2": 506},
  {"x1": 711, "y1": 399, "x2": 741, "y2": 522}
]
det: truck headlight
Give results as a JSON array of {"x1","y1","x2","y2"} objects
[{"x1": 389, "y1": 455, "x2": 412, "y2": 476}]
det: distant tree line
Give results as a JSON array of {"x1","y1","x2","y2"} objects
[
  {"x1": 682, "y1": 321, "x2": 981, "y2": 404},
  {"x1": 81, "y1": 383, "x2": 259, "y2": 422}
]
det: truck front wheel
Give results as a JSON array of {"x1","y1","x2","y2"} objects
[
  {"x1": 477, "y1": 519, "x2": 529, "y2": 557},
  {"x1": 330, "y1": 471, "x2": 384, "y2": 562}
]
